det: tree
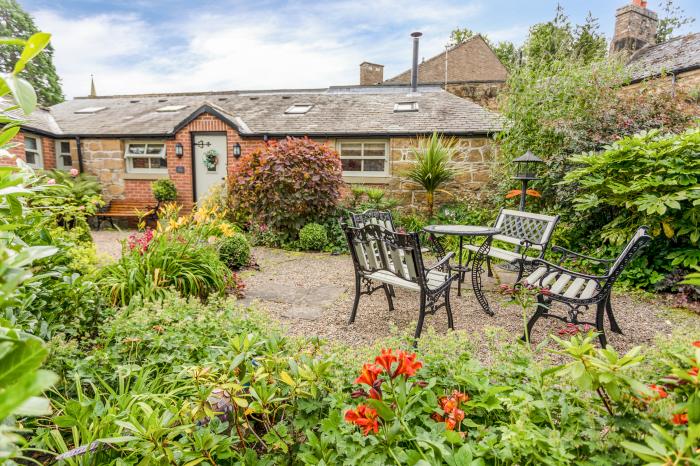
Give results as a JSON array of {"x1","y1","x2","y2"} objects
[
  {"x1": 523, "y1": 4, "x2": 573, "y2": 66},
  {"x1": 0, "y1": 0, "x2": 63, "y2": 106},
  {"x1": 573, "y1": 12, "x2": 607, "y2": 64},
  {"x1": 655, "y1": 0, "x2": 696, "y2": 43}
]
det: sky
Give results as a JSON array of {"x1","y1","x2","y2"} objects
[{"x1": 19, "y1": 0, "x2": 700, "y2": 98}]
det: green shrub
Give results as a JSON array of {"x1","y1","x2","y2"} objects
[
  {"x1": 565, "y1": 128, "x2": 700, "y2": 293},
  {"x1": 99, "y1": 230, "x2": 231, "y2": 306},
  {"x1": 229, "y1": 137, "x2": 343, "y2": 240},
  {"x1": 299, "y1": 222, "x2": 328, "y2": 251},
  {"x1": 151, "y1": 178, "x2": 178, "y2": 202},
  {"x1": 218, "y1": 232, "x2": 250, "y2": 269}
]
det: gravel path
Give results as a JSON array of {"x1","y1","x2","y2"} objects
[
  {"x1": 89, "y1": 231, "x2": 700, "y2": 355},
  {"x1": 243, "y1": 247, "x2": 700, "y2": 355},
  {"x1": 92, "y1": 229, "x2": 134, "y2": 259}
]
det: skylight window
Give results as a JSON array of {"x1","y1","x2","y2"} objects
[
  {"x1": 285, "y1": 104, "x2": 313, "y2": 114},
  {"x1": 156, "y1": 105, "x2": 187, "y2": 112},
  {"x1": 74, "y1": 106, "x2": 106, "y2": 114},
  {"x1": 394, "y1": 102, "x2": 419, "y2": 112}
]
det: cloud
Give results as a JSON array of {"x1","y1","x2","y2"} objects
[{"x1": 32, "y1": 0, "x2": 484, "y2": 98}]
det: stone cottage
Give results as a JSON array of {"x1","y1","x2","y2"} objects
[
  {"x1": 361, "y1": 35, "x2": 509, "y2": 109},
  {"x1": 3, "y1": 85, "x2": 502, "y2": 211}
]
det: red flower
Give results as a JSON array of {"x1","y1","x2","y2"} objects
[
  {"x1": 445, "y1": 417, "x2": 457, "y2": 430},
  {"x1": 647, "y1": 384, "x2": 668, "y2": 400},
  {"x1": 355, "y1": 363, "x2": 383, "y2": 387},
  {"x1": 671, "y1": 413, "x2": 688, "y2": 425},
  {"x1": 368, "y1": 387, "x2": 382, "y2": 400},
  {"x1": 435, "y1": 390, "x2": 470, "y2": 431},
  {"x1": 693, "y1": 341, "x2": 700, "y2": 348},
  {"x1": 375, "y1": 348, "x2": 397, "y2": 374},
  {"x1": 393, "y1": 351, "x2": 422, "y2": 378},
  {"x1": 689, "y1": 367, "x2": 699, "y2": 377},
  {"x1": 345, "y1": 405, "x2": 379, "y2": 435}
]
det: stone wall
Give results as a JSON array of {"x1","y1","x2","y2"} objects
[
  {"x1": 444, "y1": 82, "x2": 506, "y2": 110},
  {"x1": 346, "y1": 136, "x2": 496, "y2": 212},
  {"x1": 80, "y1": 139, "x2": 127, "y2": 200}
]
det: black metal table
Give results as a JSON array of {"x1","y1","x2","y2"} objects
[{"x1": 423, "y1": 224, "x2": 500, "y2": 316}]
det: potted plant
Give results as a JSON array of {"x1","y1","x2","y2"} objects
[{"x1": 151, "y1": 179, "x2": 178, "y2": 203}]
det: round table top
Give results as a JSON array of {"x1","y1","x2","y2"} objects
[{"x1": 422, "y1": 224, "x2": 500, "y2": 237}]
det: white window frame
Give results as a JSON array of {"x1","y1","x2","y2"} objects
[
  {"x1": 124, "y1": 141, "x2": 168, "y2": 174},
  {"x1": 24, "y1": 135, "x2": 43, "y2": 169},
  {"x1": 56, "y1": 140, "x2": 73, "y2": 171},
  {"x1": 285, "y1": 104, "x2": 313, "y2": 114},
  {"x1": 337, "y1": 140, "x2": 388, "y2": 177}
]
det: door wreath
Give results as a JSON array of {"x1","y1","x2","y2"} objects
[{"x1": 203, "y1": 149, "x2": 219, "y2": 170}]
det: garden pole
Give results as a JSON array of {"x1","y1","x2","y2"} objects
[{"x1": 519, "y1": 179, "x2": 528, "y2": 211}]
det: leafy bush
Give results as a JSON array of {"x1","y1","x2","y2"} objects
[
  {"x1": 229, "y1": 137, "x2": 343, "y2": 239},
  {"x1": 30, "y1": 169, "x2": 103, "y2": 241},
  {"x1": 151, "y1": 178, "x2": 178, "y2": 202},
  {"x1": 298, "y1": 222, "x2": 328, "y2": 251},
  {"x1": 30, "y1": 294, "x2": 700, "y2": 465},
  {"x1": 218, "y1": 232, "x2": 251, "y2": 269},
  {"x1": 99, "y1": 230, "x2": 231, "y2": 306},
  {"x1": 344, "y1": 186, "x2": 399, "y2": 212},
  {"x1": 565, "y1": 128, "x2": 700, "y2": 293}
]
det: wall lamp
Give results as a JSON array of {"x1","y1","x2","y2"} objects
[
  {"x1": 233, "y1": 143, "x2": 241, "y2": 158},
  {"x1": 175, "y1": 143, "x2": 184, "y2": 158}
]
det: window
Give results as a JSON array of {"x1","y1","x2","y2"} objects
[
  {"x1": 285, "y1": 104, "x2": 313, "y2": 114},
  {"x1": 24, "y1": 136, "x2": 43, "y2": 168},
  {"x1": 394, "y1": 101, "x2": 419, "y2": 112},
  {"x1": 124, "y1": 142, "x2": 167, "y2": 173},
  {"x1": 338, "y1": 140, "x2": 388, "y2": 176},
  {"x1": 156, "y1": 105, "x2": 187, "y2": 112},
  {"x1": 74, "y1": 106, "x2": 107, "y2": 114},
  {"x1": 56, "y1": 140, "x2": 73, "y2": 170}
]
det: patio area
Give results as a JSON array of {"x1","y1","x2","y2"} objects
[{"x1": 241, "y1": 248, "x2": 698, "y2": 351}]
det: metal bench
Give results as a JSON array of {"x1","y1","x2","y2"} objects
[
  {"x1": 522, "y1": 226, "x2": 651, "y2": 348},
  {"x1": 94, "y1": 200, "x2": 159, "y2": 230},
  {"x1": 464, "y1": 208, "x2": 559, "y2": 282},
  {"x1": 342, "y1": 222, "x2": 458, "y2": 340}
]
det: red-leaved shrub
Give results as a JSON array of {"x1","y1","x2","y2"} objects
[{"x1": 229, "y1": 137, "x2": 343, "y2": 238}]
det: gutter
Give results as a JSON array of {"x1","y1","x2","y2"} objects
[
  {"x1": 75, "y1": 136, "x2": 84, "y2": 172},
  {"x1": 628, "y1": 64, "x2": 700, "y2": 84}
]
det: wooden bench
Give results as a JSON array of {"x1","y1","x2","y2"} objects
[
  {"x1": 464, "y1": 208, "x2": 560, "y2": 282},
  {"x1": 341, "y1": 222, "x2": 458, "y2": 340},
  {"x1": 94, "y1": 200, "x2": 159, "y2": 230}
]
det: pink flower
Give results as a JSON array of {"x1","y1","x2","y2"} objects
[
  {"x1": 47, "y1": 178, "x2": 56, "y2": 185},
  {"x1": 70, "y1": 168, "x2": 79, "y2": 177}
]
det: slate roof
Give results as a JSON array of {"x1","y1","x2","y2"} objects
[
  {"x1": 626, "y1": 32, "x2": 700, "y2": 82},
  {"x1": 0, "y1": 99, "x2": 62, "y2": 135},
  {"x1": 29, "y1": 85, "x2": 502, "y2": 137}
]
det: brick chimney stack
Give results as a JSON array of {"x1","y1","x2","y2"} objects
[
  {"x1": 610, "y1": 0, "x2": 658, "y2": 55},
  {"x1": 360, "y1": 62, "x2": 384, "y2": 85}
]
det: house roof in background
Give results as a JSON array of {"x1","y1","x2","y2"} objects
[
  {"x1": 32, "y1": 85, "x2": 502, "y2": 137},
  {"x1": 384, "y1": 35, "x2": 508, "y2": 85},
  {"x1": 626, "y1": 32, "x2": 700, "y2": 82}
]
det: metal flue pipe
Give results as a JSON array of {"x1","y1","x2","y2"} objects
[{"x1": 410, "y1": 32, "x2": 422, "y2": 92}]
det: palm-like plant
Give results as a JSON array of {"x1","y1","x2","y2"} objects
[{"x1": 405, "y1": 132, "x2": 458, "y2": 217}]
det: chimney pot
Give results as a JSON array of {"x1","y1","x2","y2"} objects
[{"x1": 632, "y1": 0, "x2": 648, "y2": 7}]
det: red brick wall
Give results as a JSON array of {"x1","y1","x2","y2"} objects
[
  {"x1": 1, "y1": 131, "x2": 56, "y2": 169},
  {"x1": 123, "y1": 179, "x2": 157, "y2": 203},
  {"x1": 169, "y1": 113, "x2": 267, "y2": 209}
]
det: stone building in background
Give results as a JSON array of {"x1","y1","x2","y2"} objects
[{"x1": 361, "y1": 35, "x2": 509, "y2": 110}]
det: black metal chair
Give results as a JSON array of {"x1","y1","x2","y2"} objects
[
  {"x1": 350, "y1": 209, "x2": 396, "y2": 231},
  {"x1": 342, "y1": 222, "x2": 457, "y2": 340},
  {"x1": 521, "y1": 226, "x2": 651, "y2": 348}
]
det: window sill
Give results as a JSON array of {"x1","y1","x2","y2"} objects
[
  {"x1": 342, "y1": 175, "x2": 392, "y2": 185},
  {"x1": 123, "y1": 173, "x2": 169, "y2": 180}
]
